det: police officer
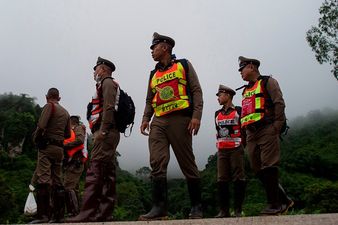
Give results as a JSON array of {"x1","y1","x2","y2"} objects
[
  {"x1": 238, "y1": 56, "x2": 293, "y2": 215},
  {"x1": 30, "y1": 88, "x2": 71, "y2": 224},
  {"x1": 63, "y1": 115, "x2": 87, "y2": 217},
  {"x1": 67, "y1": 57, "x2": 120, "y2": 222},
  {"x1": 214, "y1": 85, "x2": 246, "y2": 218},
  {"x1": 139, "y1": 32, "x2": 204, "y2": 220}
]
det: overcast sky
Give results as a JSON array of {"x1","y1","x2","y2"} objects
[{"x1": 1, "y1": 0, "x2": 337, "y2": 177}]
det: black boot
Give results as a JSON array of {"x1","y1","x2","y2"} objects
[
  {"x1": 234, "y1": 180, "x2": 246, "y2": 217},
  {"x1": 138, "y1": 177, "x2": 168, "y2": 221},
  {"x1": 65, "y1": 190, "x2": 80, "y2": 217},
  {"x1": 278, "y1": 184, "x2": 294, "y2": 214},
  {"x1": 187, "y1": 178, "x2": 203, "y2": 219},
  {"x1": 29, "y1": 183, "x2": 50, "y2": 224},
  {"x1": 215, "y1": 181, "x2": 230, "y2": 218},
  {"x1": 95, "y1": 164, "x2": 116, "y2": 222},
  {"x1": 49, "y1": 185, "x2": 65, "y2": 223},
  {"x1": 67, "y1": 160, "x2": 104, "y2": 223},
  {"x1": 258, "y1": 167, "x2": 286, "y2": 216}
]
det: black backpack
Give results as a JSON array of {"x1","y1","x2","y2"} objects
[{"x1": 115, "y1": 87, "x2": 135, "y2": 137}]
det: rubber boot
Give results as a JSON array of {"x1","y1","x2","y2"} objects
[
  {"x1": 278, "y1": 184, "x2": 294, "y2": 214},
  {"x1": 234, "y1": 180, "x2": 246, "y2": 217},
  {"x1": 65, "y1": 190, "x2": 79, "y2": 217},
  {"x1": 187, "y1": 178, "x2": 203, "y2": 219},
  {"x1": 67, "y1": 160, "x2": 103, "y2": 223},
  {"x1": 138, "y1": 177, "x2": 168, "y2": 221},
  {"x1": 95, "y1": 163, "x2": 116, "y2": 222},
  {"x1": 48, "y1": 185, "x2": 55, "y2": 221},
  {"x1": 214, "y1": 181, "x2": 230, "y2": 218},
  {"x1": 49, "y1": 185, "x2": 65, "y2": 223},
  {"x1": 258, "y1": 167, "x2": 286, "y2": 216},
  {"x1": 29, "y1": 183, "x2": 50, "y2": 224}
]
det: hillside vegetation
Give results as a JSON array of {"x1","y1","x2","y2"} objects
[{"x1": 0, "y1": 93, "x2": 337, "y2": 223}]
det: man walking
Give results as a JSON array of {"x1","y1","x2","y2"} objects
[
  {"x1": 67, "y1": 57, "x2": 120, "y2": 222},
  {"x1": 214, "y1": 85, "x2": 246, "y2": 217},
  {"x1": 63, "y1": 115, "x2": 87, "y2": 217},
  {"x1": 238, "y1": 56, "x2": 293, "y2": 215},
  {"x1": 30, "y1": 88, "x2": 71, "y2": 224},
  {"x1": 139, "y1": 32, "x2": 204, "y2": 220}
]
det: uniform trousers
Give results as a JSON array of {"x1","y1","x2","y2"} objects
[
  {"x1": 149, "y1": 113, "x2": 200, "y2": 179},
  {"x1": 64, "y1": 160, "x2": 84, "y2": 191},
  {"x1": 246, "y1": 124, "x2": 280, "y2": 174},
  {"x1": 217, "y1": 146, "x2": 245, "y2": 182},
  {"x1": 36, "y1": 144, "x2": 64, "y2": 185}
]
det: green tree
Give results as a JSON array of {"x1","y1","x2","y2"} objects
[
  {"x1": 0, "y1": 175, "x2": 17, "y2": 224},
  {"x1": 135, "y1": 166, "x2": 151, "y2": 181},
  {"x1": 304, "y1": 181, "x2": 338, "y2": 213},
  {"x1": 306, "y1": 0, "x2": 338, "y2": 80},
  {"x1": 0, "y1": 93, "x2": 39, "y2": 156}
]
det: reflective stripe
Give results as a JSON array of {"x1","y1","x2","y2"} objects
[
  {"x1": 216, "y1": 137, "x2": 242, "y2": 149},
  {"x1": 154, "y1": 99, "x2": 190, "y2": 117}
]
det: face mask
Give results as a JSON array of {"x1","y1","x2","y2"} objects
[{"x1": 94, "y1": 74, "x2": 101, "y2": 83}]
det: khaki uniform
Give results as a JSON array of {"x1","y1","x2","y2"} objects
[
  {"x1": 30, "y1": 100, "x2": 70, "y2": 223},
  {"x1": 214, "y1": 103, "x2": 246, "y2": 217},
  {"x1": 244, "y1": 77, "x2": 286, "y2": 173},
  {"x1": 33, "y1": 102, "x2": 71, "y2": 185},
  {"x1": 239, "y1": 56, "x2": 293, "y2": 215},
  {"x1": 217, "y1": 148, "x2": 245, "y2": 182},
  {"x1": 90, "y1": 78, "x2": 120, "y2": 163},
  {"x1": 138, "y1": 33, "x2": 203, "y2": 220},
  {"x1": 216, "y1": 106, "x2": 245, "y2": 182},
  {"x1": 63, "y1": 125, "x2": 86, "y2": 191},
  {"x1": 69, "y1": 74, "x2": 120, "y2": 222},
  {"x1": 142, "y1": 60, "x2": 203, "y2": 179}
]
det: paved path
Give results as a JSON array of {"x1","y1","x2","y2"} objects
[{"x1": 56, "y1": 213, "x2": 338, "y2": 225}]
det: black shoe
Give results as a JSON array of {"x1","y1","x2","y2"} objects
[
  {"x1": 214, "y1": 209, "x2": 230, "y2": 218},
  {"x1": 234, "y1": 210, "x2": 243, "y2": 217},
  {"x1": 138, "y1": 204, "x2": 168, "y2": 221},
  {"x1": 260, "y1": 204, "x2": 287, "y2": 216},
  {"x1": 29, "y1": 216, "x2": 49, "y2": 224},
  {"x1": 189, "y1": 204, "x2": 203, "y2": 219},
  {"x1": 280, "y1": 199, "x2": 294, "y2": 214}
]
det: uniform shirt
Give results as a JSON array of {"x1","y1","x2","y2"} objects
[
  {"x1": 99, "y1": 77, "x2": 119, "y2": 132},
  {"x1": 33, "y1": 101, "x2": 71, "y2": 142},
  {"x1": 142, "y1": 60, "x2": 203, "y2": 122},
  {"x1": 245, "y1": 76, "x2": 285, "y2": 131},
  {"x1": 265, "y1": 77, "x2": 286, "y2": 131},
  {"x1": 64, "y1": 124, "x2": 85, "y2": 149}
]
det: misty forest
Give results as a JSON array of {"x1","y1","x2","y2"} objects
[{"x1": 0, "y1": 93, "x2": 337, "y2": 224}]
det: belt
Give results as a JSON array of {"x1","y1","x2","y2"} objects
[
  {"x1": 246, "y1": 121, "x2": 270, "y2": 132},
  {"x1": 46, "y1": 139, "x2": 64, "y2": 147},
  {"x1": 91, "y1": 124, "x2": 117, "y2": 134}
]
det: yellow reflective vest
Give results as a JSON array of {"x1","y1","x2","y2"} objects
[
  {"x1": 150, "y1": 62, "x2": 190, "y2": 116},
  {"x1": 241, "y1": 79, "x2": 266, "y2": 127}
]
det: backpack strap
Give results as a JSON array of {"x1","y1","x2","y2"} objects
[
  {"x1": 235, "y1": 106, "x2": 242, "y2": 116},
  {"x1": 176, "y1": 58, "x2": 192, "y2": 104}
]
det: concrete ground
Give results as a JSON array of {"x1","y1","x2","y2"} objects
[{"x1": 53, "y1": 213, "x2": 338, "y2": 225}]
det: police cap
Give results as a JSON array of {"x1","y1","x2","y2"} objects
[
  {"x1": 93, "y1": 57, "x2": 116, "y2": 72},
  {"x1": 216, "y1": 84, "x2": 236, "y2": 96},
  {"x1": 238, "y1": 56, "x2": 260, "y2": 71},
  {"x1": 150, "y1": 32, "x2": 175, "y2": 50}
]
